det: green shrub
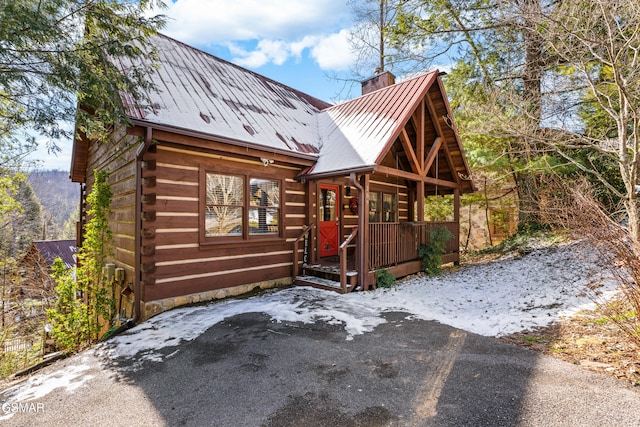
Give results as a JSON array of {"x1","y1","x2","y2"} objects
[
  {"x1": 47, "y1": 169, "x2": 115, "y2": 351},
  {"x1": 419, "y1": 226, "x2": 454, "y2": 276},
  {"x1": 375, "y1": 268, "x2": 396, "y2": 288}
]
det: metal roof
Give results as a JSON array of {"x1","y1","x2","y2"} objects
[
  {"x1": 31, "y1": 240, "x2": 77, "y2": 270},
  {"x1": 310, "y1": 72, "x2": 437, "y2": 176},
  {"x1": 120, "y1": 34, "x2": 331, "y2": 156},
  {"x1": 107, "y1": 34, "x2": 472, "y2": 188}
]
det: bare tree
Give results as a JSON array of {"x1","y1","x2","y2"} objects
[
  {"x1": 336, "y1": 0, "x2": 408, "y2": 97},
  {"x1": 493, "y1": 0, "x2": 640, "y2": 241},
  {"x1": 545, "y1": 176, "x2": 640, "y2": 346}
]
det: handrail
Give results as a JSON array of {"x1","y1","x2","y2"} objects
[
  {"x1": 292, "y1": 224, "x2": 313, "y2": 278},
  {"x1": 339, "y1": 226, "x2": 358, "y2": 292}
]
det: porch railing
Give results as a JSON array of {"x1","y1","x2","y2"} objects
[
  {"x1": 292, "y1": 224, "x2": 313, "y2": 277},
  {"x1": 339, "y1": 226, "x2": 358, "y2": 292},
  {"x1": 369, "y1": 221, "x2": 458, "y2": 270}
]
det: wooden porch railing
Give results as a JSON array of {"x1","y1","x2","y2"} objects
[
  {"x1": 292, "y1": 224, "x2": 313, "y2": 277},
  {"x1": 369, "y1": 222, "x2": 458, "y2": 270},
  {"x1": 339, "y1": 226, "x2": 358, "y2": 292}
]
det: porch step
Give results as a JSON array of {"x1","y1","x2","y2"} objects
[
  {"x1": 295, "y1": 275, "x2": 345, "y2": 293},
  {"x1": 302, "y1": 265, "x2": 358, "y2": 284}
]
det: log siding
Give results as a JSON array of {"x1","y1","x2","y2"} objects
[{"x1": 139, "y1": 140, "x2": 308, "y2": 302}]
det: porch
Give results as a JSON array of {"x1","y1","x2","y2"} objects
[{"x1": 293, "y1": 221, "x2": 459, "y2": 293}]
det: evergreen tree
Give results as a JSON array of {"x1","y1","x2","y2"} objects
[
  {"x1": 0, "y1": 0, "x2": 166, "y2": 148},
  {"x1": 0, "y1": 179, "x2": 44, "y2": 259}
]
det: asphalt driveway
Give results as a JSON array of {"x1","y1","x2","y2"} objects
[{"x1": 2, "y1": 310, "x2": 640, "y2": 426}]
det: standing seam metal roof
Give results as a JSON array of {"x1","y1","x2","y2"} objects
[
  {"x1": 124, "y1": 34, "x2": 328, "y2": 156},
  {"x1": 117, "y1": 34, "x2": 467, "y2": 182},
  {"x1": 310, "y1": 72, "x2": 438, "y2": 176},
  {"x1": 30, "y1": 240, "x2": 77, "y2": 270}
]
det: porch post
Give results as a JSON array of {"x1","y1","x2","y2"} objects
[
  {"x1": 454, "y1": 188, "x2": 460, "y2": 223},
  {"x1": 306, "y1": 180, "x2": 317, "y2": 264},
  {"x1": 454, "y1": 188, "x2": 460, "y2": 265},
  {"x1": 359, "y1": 174, "x2": 370, "y2": 290},
  {"x1": 417, "y1": 180, "x2": 425, "y2": 221}
]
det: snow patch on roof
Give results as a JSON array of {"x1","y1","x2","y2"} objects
[{"x1": 126, "y1": 34, "x2": 324, "y2": 156}]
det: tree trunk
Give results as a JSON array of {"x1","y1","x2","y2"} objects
[
  {"x1": 515, "y1": 172, "x2": 542, "y2": 228},
  {"x1": 522, "y1": 0, "x2": 544, "y2": 124},
  {"x1": 627, "y1": 199, "x2": 640, "y2": 244},
  {"x1": 514, "y1": 0, "x2": 546, "y2": 230}
]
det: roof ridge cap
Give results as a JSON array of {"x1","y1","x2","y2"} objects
[{"x1": 321, "y1": 70, "x2": 438, "y2": 111}]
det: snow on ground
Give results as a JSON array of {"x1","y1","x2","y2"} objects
[
  {"x1": 0, "y1": 354, "x2": 94, "y2": 421},
  {"x1": 99, "y1": 240, "x2": 619, "y2": 366},
  {"x1": 0, "y1": 240, "x2": 620, "y2": 410}
]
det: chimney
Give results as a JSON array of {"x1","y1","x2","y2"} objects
[{"x1": 361, "y1": 71, "x2": 395, "y2": 95}]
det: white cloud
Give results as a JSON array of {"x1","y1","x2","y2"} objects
[
  {"x1": 229, "y1": 31, "x2": 355, "y2": 71},
  {"x1": 289, "y1": 35, "x2": 319, "y2": 60},
  {"x1": 156, "y1": 0, "x2": 356, "y2": 71},
  {"x1": 310, "y1": 29, "x2": 354, "y2": 70},
  {"x1": 231, "y1": 39, "x2": 290, "y2": 68},
  {"x1": 161, "y1": 0, "x2": 350, "y2": 44}
]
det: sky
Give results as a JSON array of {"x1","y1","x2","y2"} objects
[
  {"x1": 31, "y1": 0, "x2": 370, "y2": 171},
  {"x1": 0, "y1": 240, "x2": 621, "y2": 413}
]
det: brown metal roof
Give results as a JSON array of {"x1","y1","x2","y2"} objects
[
  {"x1": 310, "y1": 72, "x2": 437, "y2": 175},
  {"x1": 31, "y1": 240, "x2": 77, "y2": 270},
  {"x1": 118, "y1": 34, "x2": 330, "y2": 156},
  {"x1": 307, "y1": 72, "x2": 473, "y2": 193}
]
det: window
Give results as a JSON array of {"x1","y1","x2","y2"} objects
[
  {"x1": 249, "y1": 179, "x2": 280, "y2": 234},
  {"x1": 369, "y1": 192, "x2": 397, "y2": 223},
  {"x1": 382, "y1": 193, "x2": 397, "y2": 222},
  {"x1": 204, "y1": 172, "x2": 280, "y2": 239},
  {"x1": 369, "y1": 193, "x2": 380, "y2": 222},
  {"x1": 206, "y1": 174, "x2": 243, "y2": 237}
]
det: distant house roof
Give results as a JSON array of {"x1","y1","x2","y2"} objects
[{"x1": 30, "y1": 240, "x2": 77, "y2": 270}]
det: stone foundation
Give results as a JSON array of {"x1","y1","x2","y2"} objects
[{"x1": 142, "y1": 277, "x2": 292, "y2": 321}]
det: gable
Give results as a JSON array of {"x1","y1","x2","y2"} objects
[
  {"x1": 303, "y1": 72, "x2": 473, "y2": 193},
  {"x1": 379, "y1": 80, "x2": 474, "y2": 194},
  {"x1": 308, "y1": 72, "x2": 436, "y2": 177}
]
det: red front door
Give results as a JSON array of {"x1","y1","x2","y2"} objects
[{"x1": 319, "y1": 184, "x2": 339, "y2": 257}]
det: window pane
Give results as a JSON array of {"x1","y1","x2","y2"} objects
[
  {"x1": 205, "y1": 173, "x2": 244, "y2": 237},
  {"x1": 250, "y1": 179, "x2": 279, "y2": 208},
  {"x1": 206, "y1": 207, "x2": 243, "y2": 236},
  {"x1": 382, "y1": 193, "x2": 397, "y2": 222},
  {"x1": 249, "y1": 178, "x2": 279, "y2": 235},
  {"x1": 206, "y1": 174, "x2": 243, "y2": 205},
  {"x1": 369, "y1": 192, "x2": 380, "y2": 222},
  {"x1": 249, "y1": 207, "x2": 279, "y2": 234},
  {"x1": 320, "y1": 188, "x2": 336, "y2": 222}
]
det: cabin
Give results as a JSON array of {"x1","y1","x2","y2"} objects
[
  {"x1": 15, "y1": 240, "x2": 77, "y2": 299},
  {"x1": 70, "y1": 34, "x2": 473, "y2": 321}
]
